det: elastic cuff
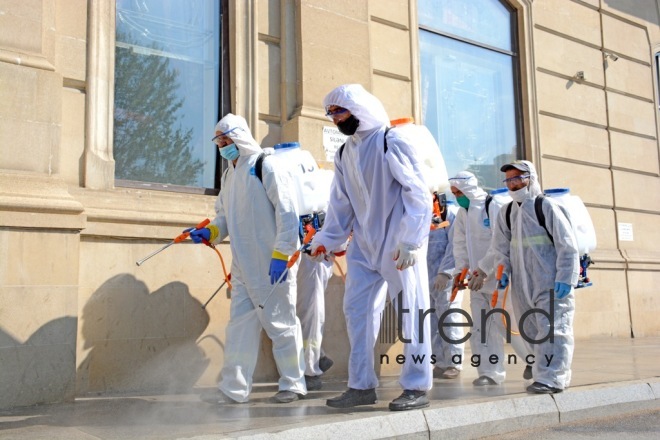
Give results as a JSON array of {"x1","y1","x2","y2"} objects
[
  {"x1": 206, "y1": 225, "x2": 219, "y2": 242},
  {"x1": 272, "y1": 250, "x2": 289, "y2": 261}
]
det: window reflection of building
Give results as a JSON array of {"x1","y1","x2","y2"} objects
[{"x1": 418, "y1": 0, "x2": 521, "y2": 191}]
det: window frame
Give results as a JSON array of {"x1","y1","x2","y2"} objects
[{"x1": 108, "y1": 0, "x2": 231, "y2": 195}]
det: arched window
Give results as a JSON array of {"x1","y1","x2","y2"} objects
[
  {"x1": 419, "y1": 0, "x2": 522, "y2": 190},
  {"x1": 113, "y1": 0, "x2": 229, "y2": 193}
]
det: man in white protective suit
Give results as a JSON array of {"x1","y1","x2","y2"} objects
[
  {"x1": 309, "y1": 84, "x2": 433, "y2": 411},
  {"x1": 427, "y1": 195, "x2": 464, "y2": 380},
  {"x1": 191, "y1": 113, "x2": 307, "y2": 404},
  {"x1": 487, "y1": 160, "x2": 578, "y2": 394},
  {"x1": 449, "y1": 171, "x2": 519, "y2": 387},
  {"x1": 297, "y1": 240, "x2": 336, "y2": 390},
  {"x1": 269, "y1": 141, "x2": 338, "y2": 391}
]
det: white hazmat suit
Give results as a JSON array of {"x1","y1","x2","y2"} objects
[
  {"x1": 270, "y1": 142, "x2": 336, "y2": 378},
  {"x1": 488, "y1": 161, "x2": 578, "y2": 390},
  {"x1": 312, "y1": 84, "x2": 433, "y2": 392},
  {"x1": 427, "y1": 203, "x2": 465, "y2": 371},
  {"x1": 450, "y1": 171, "x2": 509, "y2": 384},
  {"x1": 209, "y1": 114, "x2": 306, "y2": 402}
]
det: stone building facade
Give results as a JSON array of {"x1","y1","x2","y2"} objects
[{"x1": 1, "y1": 0, "x2": 659, "y2": 408}]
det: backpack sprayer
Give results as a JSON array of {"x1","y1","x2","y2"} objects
[{"x1": 135, "y1": 218, "x2": 232, "y2": 309}]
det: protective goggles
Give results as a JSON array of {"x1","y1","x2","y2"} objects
[
  {"x1": 325, "y1": 107, "x2": 349, "y2": 120},
  {"x1": 502, "y1": 174, "x2": 530, "y2": 185},
  {"x1": 211, "y1": 127, "x2": 238, "y2": 145}
]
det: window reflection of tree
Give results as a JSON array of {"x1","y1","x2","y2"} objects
[{"x1": 113, "y1": 31, "x2": 203, "y2": 186}]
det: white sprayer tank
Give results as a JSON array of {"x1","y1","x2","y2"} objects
[
  {"x1": 389, "y1": 118, "x2": 450, "y2": 193},
  {"x1": 544, "y1": 188, "x2": 597, "y2": 254},
  {"x1": 272, "y1": 142, "x2": 332, "y2": 216}
]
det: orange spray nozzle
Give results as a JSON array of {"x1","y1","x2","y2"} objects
[{"x1": 174, "y1": 218, "x2": 210, "y2": 243}]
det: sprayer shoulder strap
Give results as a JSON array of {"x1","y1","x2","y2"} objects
[
  {"x1": 504, "y1": 196, "x2": 552, "y2": 242},
  {"x1": 338, "y1": 126, "x2": 392, "y2": 161},
  {"x1": 255, "y1": 152, "x2": 267, "y2": 184},
  {"x1": 485, "y1": 195, "x2": 493, "y2": 221}
]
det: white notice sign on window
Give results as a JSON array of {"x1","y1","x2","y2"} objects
[{"x1": 618, "y1": 223, "x2": 633, "y2": 241}]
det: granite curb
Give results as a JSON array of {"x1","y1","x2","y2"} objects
[{"x1": 200, "y1": 379, "x2": 660, "y2": 440}]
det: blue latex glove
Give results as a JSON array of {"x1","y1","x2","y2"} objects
[
  {"x1": 554, "y1": 281, "x2": 572, "y2": 299},
  {"x1": 269, "y1": 258, "x2": 288, "y2": 284},
  {"x1": 499, "y1": 273, "x2": 509, "y2": 289},
  {"x1": 189, "y1": 227, "x2": 210, "y2": 244}
]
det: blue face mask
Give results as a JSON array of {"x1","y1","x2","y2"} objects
[
  {"x1": 456, "y1": 195, "x2": 470, "y2": 209},
  {"x1": 219, "y1": 143, "x2": 239, "y2": 161}
]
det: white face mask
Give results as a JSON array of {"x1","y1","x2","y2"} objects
[{"x1": 508, "y1": 185, "x2": 530, "y2": 203}]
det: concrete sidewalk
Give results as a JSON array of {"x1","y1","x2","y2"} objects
[{"x1": 1, "y1": 337, "x2": 658, "y2": 439}]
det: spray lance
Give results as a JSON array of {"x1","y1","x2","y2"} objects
[
  {"x1": 490, "y1": 264, "x2": 519, "y2": 336},
  {"x1": 202, "y1": 273, "x2": 232, "y2": 309},
  {"x1": 258, "y1": 224, "x2": 316, "y2": 309},
  {"x1": 134, "y1": 218, "x2": 233, "y2": 308},
  {"x1": 199, "y1": 238, "x2": 232, "y2": 309},
  {"x1": 136, "y1": 219, "x2": 211, "y2": 266},
  {"x1": 449, "y1": 267, "x2": 469, "y2": 302},
  {"x1": 490, "y1": 264, "x2": 505, "y2": 308}
]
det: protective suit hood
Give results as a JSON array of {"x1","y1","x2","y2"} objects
[
  {"x1": 215, "y1": 113, "x2": 262, "y2": 156},
  {"x1": 501, "y1": 160, "x2": 542, "y2": 198},
  {"x1": 322, "y1": 84, "x2": 389, "y2": 134},
  {"x1": 449, "y1": 171, "x2": 487, "y2": 201}
]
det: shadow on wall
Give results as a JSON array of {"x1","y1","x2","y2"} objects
[
  {"x1": 77, "y1": 274, "x2": 212, "y2": 395},
  {"x1": 0, "y1": 318, "x2": 77, "y2": 409},
  {"x1": 604, "y1": 0, "x2": 659, "y2": 25}
]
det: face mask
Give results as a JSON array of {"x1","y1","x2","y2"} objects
[
  {"x1": 508, "y1": 185, "x2": 529, "y2": 203},
  {"x1": 219, "y1": 143, "x2": 239, "y2": 161},
  {"x1": 456, "y1": 195, "x2": 470, "y2": 209},
  {"x1": 337, "y1": 115, "x2": 360, "y2": 136}
]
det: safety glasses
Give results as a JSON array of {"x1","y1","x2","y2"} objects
[
  {"x1": 211, "y1": 127, "x2": 238, "y2": 145},
  {"x1": 325, "y1": 107, "x2": 348, "y2": 120},
  {"x1": 502, "y1": 174, "x2": 530, "y2": 185}
]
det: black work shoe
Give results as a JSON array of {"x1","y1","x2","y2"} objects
[
  {"x1": 305, "y1": 375, "x2": 323, "y2": 391},
  {"x1": 271, "y1": 390, "x2": 303, "y2": 403},
  {"x1": 523, "y1": 365, "x2": 533, "y2": 380},
  {"x1": 432, "y1": 367, "x2": 445, "y2": 379},
  {"x1": 526, "y1": 381, "x2": 562, "y2": 394},
  {"x1": 319, "y1": 356, "x2": 334, "y2": 373},
  {"x1": 472, "y1": 375, "x2": 498, "y2": 386},
  {"x1": 326, "y1": 388, "x2": 377, "y2": 408},
  {"x1": 441, "y1": 367, "x2": 461, "y2": 379},
  {"x1": 388, "y1": 390, "x2": 429, "y2": 411},
  {"x1": 200, "y1": 389, "x2": 239, "y2": 405}
]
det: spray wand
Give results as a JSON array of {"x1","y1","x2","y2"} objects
[
  {"x1": 449, "y1": 267, "x2": 469, "y2": 302},
  {"x1": 490, "y1": 264, "x2": 505, "y2": 308},
  {"x1": 490, "y1": 264, "x2": 519, "y2": 335},
  {"x1": 258, "y1": 225, "x2": 316, "y2": 309},
  {"x1": 135, "y1": 219, "x2": 210, "y2": 266}
]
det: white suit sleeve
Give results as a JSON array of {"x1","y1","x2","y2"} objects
[
  {"x1": 437, "y1": 217, "x2": 456, "y2": 275},
  {"x1": 544, "y1": 201, "x2": 580, "y2": 286},
  {"x1": 313, "y1": 152, "x2": 354, "y2": 251},
  {"x1": 261, "y1": 159, "x2": 300, "y2": 256},
  {"x1": 478, "y1": 198, "x2": 504, "y2": 276},
  {"x1": 384, "y1": 136, "x2": 432, "y2": 247},
  {"x1": 209, "y1": 169, "x2": 230, "y2": 243},
  {"x1": 488, "y1": 203, "x2": 513, "y2": 275},
  {"x1": 452, "y1": 208, "x2": 469, "y2": 273}
]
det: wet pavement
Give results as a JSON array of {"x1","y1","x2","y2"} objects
[{"x1": 0, "y1": 337, "x2": 659, "y2": 439}]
